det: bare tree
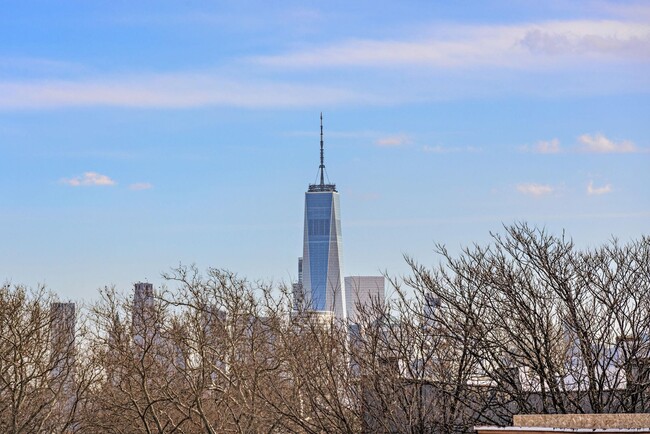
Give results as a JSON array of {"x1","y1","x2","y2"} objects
[
  {"x1": 159, "y1": 266, "x2": 361, "y2": 433},
  {"x1": 4, "y1": 224, "x2": 647, "y2": 433},
  {"x1": 82, "y1": 285, "x2": 194, "y2": 433},
  {"x1": 0, "y1": 284, "x2": 91, "y2": 434},
  {"x1": 402, "y1": 223, "x2": 650, "y2": 428}
]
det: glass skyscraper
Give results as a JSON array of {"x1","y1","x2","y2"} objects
[{"x1": 300, "y1": 115, "x2": 347, "y2": 320}]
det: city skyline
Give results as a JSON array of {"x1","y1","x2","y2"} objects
[{"x1": 1, "y1": 1, "x2": 649, "y2": 300}]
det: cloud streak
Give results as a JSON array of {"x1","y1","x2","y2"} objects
[
  {"x1": 587, "y1": 181, "x2": 612, "y2": 195},
  {"x1": 61, "y1": 172, "x2": 116, "y2": 187},
  {"x1": 521, "y1": 134, "x2": 644, "y2": 154},
  {"x1": 256, "y1": 20, "x2": 650, "y2": 70},
  {"x1": 421, "y1": 145, "x2": 480, "y2": 153},
  {"x1": 0, "y1": 74, "x2": 377, "y2": 110},
  {"x1": 129, "y1": 182, "x2": 153, "y2": 191},
  {"x1": 521, "y1": 138, "x2": 562, "y2": 154},
  {"x1": 534, "y1": 138, "x2": 561, "y2": 154},
  {"x1": 578, "y1": 133, "x2": 638, "y2": 153},
  {"x1": 375, "y1": 134, "x2": 411, "y2": 147},
  {"x1": 516, "y1": 183, "x2": 554, "y2": 196},
  {"x1": 1, "y1": 19, "x2": 648, "y2": 111}
]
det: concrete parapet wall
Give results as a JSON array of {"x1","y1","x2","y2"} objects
[{"x1": 514, "y1": 414, "x2": 650, "y2": 429}]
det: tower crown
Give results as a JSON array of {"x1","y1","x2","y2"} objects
[{"x1": 309, "y1": 113, "x2": 337, "y2": 192}]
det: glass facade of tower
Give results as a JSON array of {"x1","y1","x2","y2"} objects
[
  {"x1": 302, "y1": 189, "x2": 346, "y2": 319},
  {"x1": 306, "y1": 192, "x2": 332, "y2": 306}
]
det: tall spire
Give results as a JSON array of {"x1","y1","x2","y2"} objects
[
  {"x1": 319, "y1": 112, "x2": 325, "y2": 186},
  {"x1": 308, "y1": 112, "x2": 336, "y2": 192}
]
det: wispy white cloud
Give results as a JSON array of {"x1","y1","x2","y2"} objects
[
  {"x1": 61, "y1": 172, "x2": 116, "y2": 187},
  {"x1": 256, "y1": 20, "x2": 650, "y2": 70},
  {"x1": 0, "y1": 56, "x2": 86, "y2": 76},
  {"x1": 520, "y1": 138, "x2": 561, "y2": 153},
  {"x1": 519, "y1": 24, "x2": 649, "y2": 57},
  {"x1": 284, "y1": 130, "x2": 377, "y2": 139},
  {"x1": 421, "y1": 145, "x2": 480, "y2": 153},
  {"x1": 129, "y1": 182, "x2": 153, "y2": 191},
  {"x1": 516, "y1": 183, "x2": 554, "y2": 196},
  {"x1": 520, "y1": 134, "x2": 644, "y2": 154},
  {"x1": 594, "y1": 2, "x2": 650, "y2": 21},
  {"x1": 578, "y1": 133, "x2": 637, "y2": 153},
  {"x1": 528, "y1": 138, "x2": 561, "y2": 154},
  {"x1": 1, "y1": 18, "x2": 648, "y2": 111},
  {"x1": 587, "y1": 181, "x2": 612, "y2": 195},
  {"x1": 375, "y1": 134, "x2": 411, "y2": 147},
  {"x1": 0, "y1": 74, "x2": 377, "y2": 110}
]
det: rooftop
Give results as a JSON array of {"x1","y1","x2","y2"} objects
[{"x1": 308, "y1": 183, "x2": 337, "y2": 192}]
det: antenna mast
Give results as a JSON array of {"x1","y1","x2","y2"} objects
[
  {"x1": 308, "y1": 112, "x2": 336, "y2": 192},
  {"x1": 319, "y1": 112, "x2": 325, "y2": 186}
]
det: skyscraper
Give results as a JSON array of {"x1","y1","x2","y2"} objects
[
  {"x1": 301, "y1": 114, "x2": 347, "y2": 319},
  {"x1": 132, "y1": 282, "x2": 156, "y2": 347},
  {"x1": 344, "y1": 276, "x2": 385, "y2": 324},
  {"x1": 50, "y1": 302, "x2": 76, "y2": 413},
  {"x1": 50, "y1": 302, "x2": 76, "y2": 380},
  {"x1": 292, "y1": 258, "x2": 305, "y2": 311}
]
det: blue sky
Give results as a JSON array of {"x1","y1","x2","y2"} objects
[{"x1": 1, "y1": 1, "x2": 649, "y2": 301}]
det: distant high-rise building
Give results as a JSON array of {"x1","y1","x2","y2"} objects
[
  {"x1": 301, "y1": 114, "x2": 346, "y2": 319},
  {"x1": 50, "y1": 302, "x2": 76, "y2": 379},
  {"x1": 422, "y1": 292, "x2": 441, "y2": 330},
  {"x1": 292, "y1": 257, "x2": 305, "y2": 311},
  {"x1": 344, "y1": 276, "x2": 385, "y2": 324},
  {"x1": 201, "y1": 305, "x2": 228, "y2": 380},
  {"x1": 50, "y1": 302, "x2": 76, "y2": 413},
  {"x1": 132, "y1": 282, "x2": 156, "y2": 346},
  {"x1": 423, "y1": 293, "x2": 440, "y2": 314}
]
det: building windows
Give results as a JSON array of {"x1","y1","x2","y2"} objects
[{"x1": 308, "y1": 218, "x2": 330, "y2": 236}]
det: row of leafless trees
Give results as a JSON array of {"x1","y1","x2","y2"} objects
[{"x1": 1, "y1": 223, "x2": 649, "y2": 433}]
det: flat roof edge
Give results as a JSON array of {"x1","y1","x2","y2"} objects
[{"x1": 476, "y1": 427, "x2": 650, "y2": 433}]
